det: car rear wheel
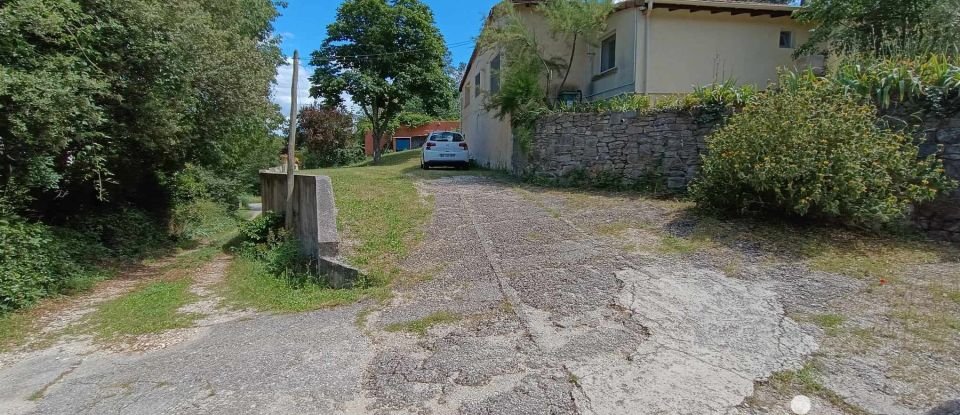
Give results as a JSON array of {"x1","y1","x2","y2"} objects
[{"x1": 421, "y1": 160, "x2": 429, "y2": 170}]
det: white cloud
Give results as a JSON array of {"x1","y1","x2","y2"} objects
[
  {"x1": 272, "y1": 57, "x2": 318, "y2": 118},
  {"x1": 271, "y1": 57, "x2": 358, "y2": 118}
]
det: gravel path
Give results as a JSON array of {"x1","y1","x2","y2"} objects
[{"x1": 0, "y1": 177, "x2": 857, "y2": 414}]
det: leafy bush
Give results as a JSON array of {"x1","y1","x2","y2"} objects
[
  {"x1": 829, "y1": 55, "x2": 960, "y2": 116},
  {"x1": 691, "y1": 75, "x2": 956, "y2": 226},
  {"x1": 169, "y1": 199, "x2": 237, "y2": 241},
  {"x1": 239, "y1": 212, "x2": 284, "y2": 243},
  {"x1": 169, "y1": 164, "x2": 243, "y2": 210},
  {"x1": 0, "y1": 218, "x2": 103, "y2": 312},
  {"x1": 303, "y1": 143, "x2": 366, "y2": 168},
  {"x1": 74, "y1": 209, "x2": 169, "y2": 258},
  {"x1": 688, "y1": 80, "x2": 757, "y2": 123}
]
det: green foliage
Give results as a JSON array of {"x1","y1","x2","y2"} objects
[
  {"x1": 297, "y1": 105, "x2": 364, "y2": 168},
  {"x1": 539, "y1": 0, "x2": 615, "y2": 94},
  {"x1": 557, "y1": 93, "x2": 651, "y2": 113},
  {"x1": 74, "y1": 209, "x2": 169, "y2": 258},
  {"x1": 309, "y1": 0, "x2": 450, "y2": 163},
  {"x1": 692, "y1": 74, "x2": 957, "y2": 226},
  {"x1": 689, "y1": 81, "x2": 757, "y2": 123},
  {"x1": 0, "y1": 0, "x2": 283, "y2": 215},
  {"x1": 169, "y1": 165, "x2": 243, "y2": 209},
  {"x1": 0, "y1": 217, "x2": 105, "y2": 313},
  {"x1": 238, "y1": 211, "x2": 284, "y2": 244},
  {"x1": 827, "y1": 55, "x2": 960, "y2": 116},
  {"x1": 169, "y1": 199, "x2": 236, "y2": 242},
  {"x1": 794, "y1": 0, "x2": 960, "y2": 58}
]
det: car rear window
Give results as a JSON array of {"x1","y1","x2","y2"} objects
[{"x1": 430, "y1": 132, "x2": 464, "y2": 142}]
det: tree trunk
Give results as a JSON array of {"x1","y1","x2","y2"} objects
[
  {"x1": 557, "y1": 32, "x2": 578, "y2": 103},
  {"x1": 372, "y1": 129, "x2": 383, "y2": 165}
]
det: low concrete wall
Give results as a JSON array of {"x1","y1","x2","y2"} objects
[
  {"x1": 527, "y1": 110, "x2": 718, "y2": 191},
  {"x1": 259, "y1": 172, "x2": 339, "y2": 258}
]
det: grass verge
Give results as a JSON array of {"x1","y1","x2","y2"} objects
[
  {"x1": 300, "y1": 150, "x2": 504, "y2": 285},
  {"x1": 384, "y1": 311, "x2": 461, "y2": 336},
  {"x1": 79, "y1": 278, "x2": 199, "y2": 340},
  {"x1": 221, "y1": 257, "x2": 388, "y2": 313},
  {"x1": 0, "y1": 312, "x2": 33, "y2": 352}
]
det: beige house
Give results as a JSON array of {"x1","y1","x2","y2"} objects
[{"x1": 459, "y1": 0, "x2": 818, "y2": 170}]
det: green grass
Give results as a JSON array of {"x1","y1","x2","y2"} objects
[
  {"x1": 656, "y1": 235, "x2": 714, "y2": 255},
  {"x1": 221, "y1": 257, "x2": 388, "y2": 313},
  {"x1": 766, "y1": 362, "x2": 870, "y2": 415},
  {"x1": 0, "y1": 312, "x2": 33, "y2": 352},
  {"x1": 300, "y1": 150, "x2": 503, "y2": 285},
  {"x1": 79, "y1": 278, "x2": 199, "y2": 339},
  {"x1": 384, "y1": 311, "x2": 461, "y2": 336}
]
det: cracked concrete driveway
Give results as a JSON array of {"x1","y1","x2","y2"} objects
[{"x1": 2, "y1": 176, "x2": 835, "y2": 414}]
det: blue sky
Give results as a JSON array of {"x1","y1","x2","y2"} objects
[{"x1": 271, "y1": 0, "x2": 499, "y2": 116}]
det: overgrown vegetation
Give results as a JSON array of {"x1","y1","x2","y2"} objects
[
  {"x1": 794, "y1": 0, "x2": 960, "y2": 58},
  {"x1": 0, "y1": 0, "x2": 283, "y2": 315},
  {"x1": 692, "y1": 72, "x2": 956, "y2": 227}
]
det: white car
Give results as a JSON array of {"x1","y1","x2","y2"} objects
[{"x1": 421, "y1": 131, "x2": 469, "y2": 170}]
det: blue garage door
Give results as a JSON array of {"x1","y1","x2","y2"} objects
[{"x1": 395, "y1": 138, "x2": 411, "y2": 151}]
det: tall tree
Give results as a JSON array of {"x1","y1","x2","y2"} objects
[
  {"x1": 308, "y1": 0, "x2": 449, "y2": 164},
  {"x1": 0, "y1": 0, "x2": 284, "y2": 217}
]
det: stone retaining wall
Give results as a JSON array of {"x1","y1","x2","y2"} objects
[
  {"x1": 527, "y1": 109, "x2": 960, "y2": 241},
  {"x1": 915, "y1": 114, "x2": 960, "y2": 241},
  {"x1": 527, "y1": 110, "x2": 717, "y2": 191}
]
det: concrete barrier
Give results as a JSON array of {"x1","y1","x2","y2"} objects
[
  {"x1": 259, "y1": 171, "x2": 361, "y2": 287},
  {"x1": 260, "y1": 172, "x2": 339, "y2": 257}
]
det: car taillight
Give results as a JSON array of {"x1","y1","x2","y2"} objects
[
  {"x1": 426, "y1": 142, "x2": 436, "y2": 148},
  {"x1": 459, "y1": 142, "x2": 468, "y2": 150}
]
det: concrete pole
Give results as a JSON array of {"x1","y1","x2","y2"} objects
[{"x1": 286, "y1": 50, "x2": 299, "y2": 231}]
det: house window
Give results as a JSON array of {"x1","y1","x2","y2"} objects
[
  {"x1": 475, "y1": 72, "x2": 481, "y2": 96},
  {"x1": 600, "y1": 34, "x2": 616, "y2": 72},
  {"x1": 490, "y1": 54, "x2": 501, "y2": 94},
  {"x1": 779, "y1": 31, "x2": 794, "y2": 48},
  {"x1": 464, "y1": 85, "x2": 471, "y2": 108}
]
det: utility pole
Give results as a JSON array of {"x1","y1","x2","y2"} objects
[{"x1": 286, "y1": 50, "x2": 299, "y2": 231}]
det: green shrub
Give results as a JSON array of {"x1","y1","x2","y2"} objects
[
  {"x1": 74, "y1": 209, "x2": 169, "y2": 258},
  {"x1": 689, "y1": 80, "x2": 757, "y2": 124},
  {"x1": 169, "y1": 164, "x2": 243, "y2": 210},
  {"x1": 0, "y1": 218, "x2": 103, "y2": 312},
  {"x1": 302, "y1": 142, "x2": 366, "y2": 168},
  {"x1": 169, "y1": 199, "x2": 236, "y2": 241},
  {"x1": 691, "y1": 75, "x2": 956, "y2": 226},
  {"x1": 238, "y1": 211, "x2": 284, "y2": 243}
]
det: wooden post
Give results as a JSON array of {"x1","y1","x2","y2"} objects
[{"x1": 285, "y1": 50, "x2": 299, "y2": 230}]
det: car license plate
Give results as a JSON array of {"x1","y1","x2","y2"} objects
[{"x1": 440, "y1": 153, "x2": 455, "y2": 158}]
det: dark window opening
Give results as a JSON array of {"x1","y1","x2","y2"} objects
[
  {"x1": 490, "y1": 54, "x2": 501, "y2": 94},
  {"x1": 779, "y1": 31, "x2": 794, "y2": 48},
  {"x1": 600, "y1": 34, "x2": 616, "y2": 72},
  {"x1": 474, "y1": 72, "x2": 481, "y2": 96}
]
